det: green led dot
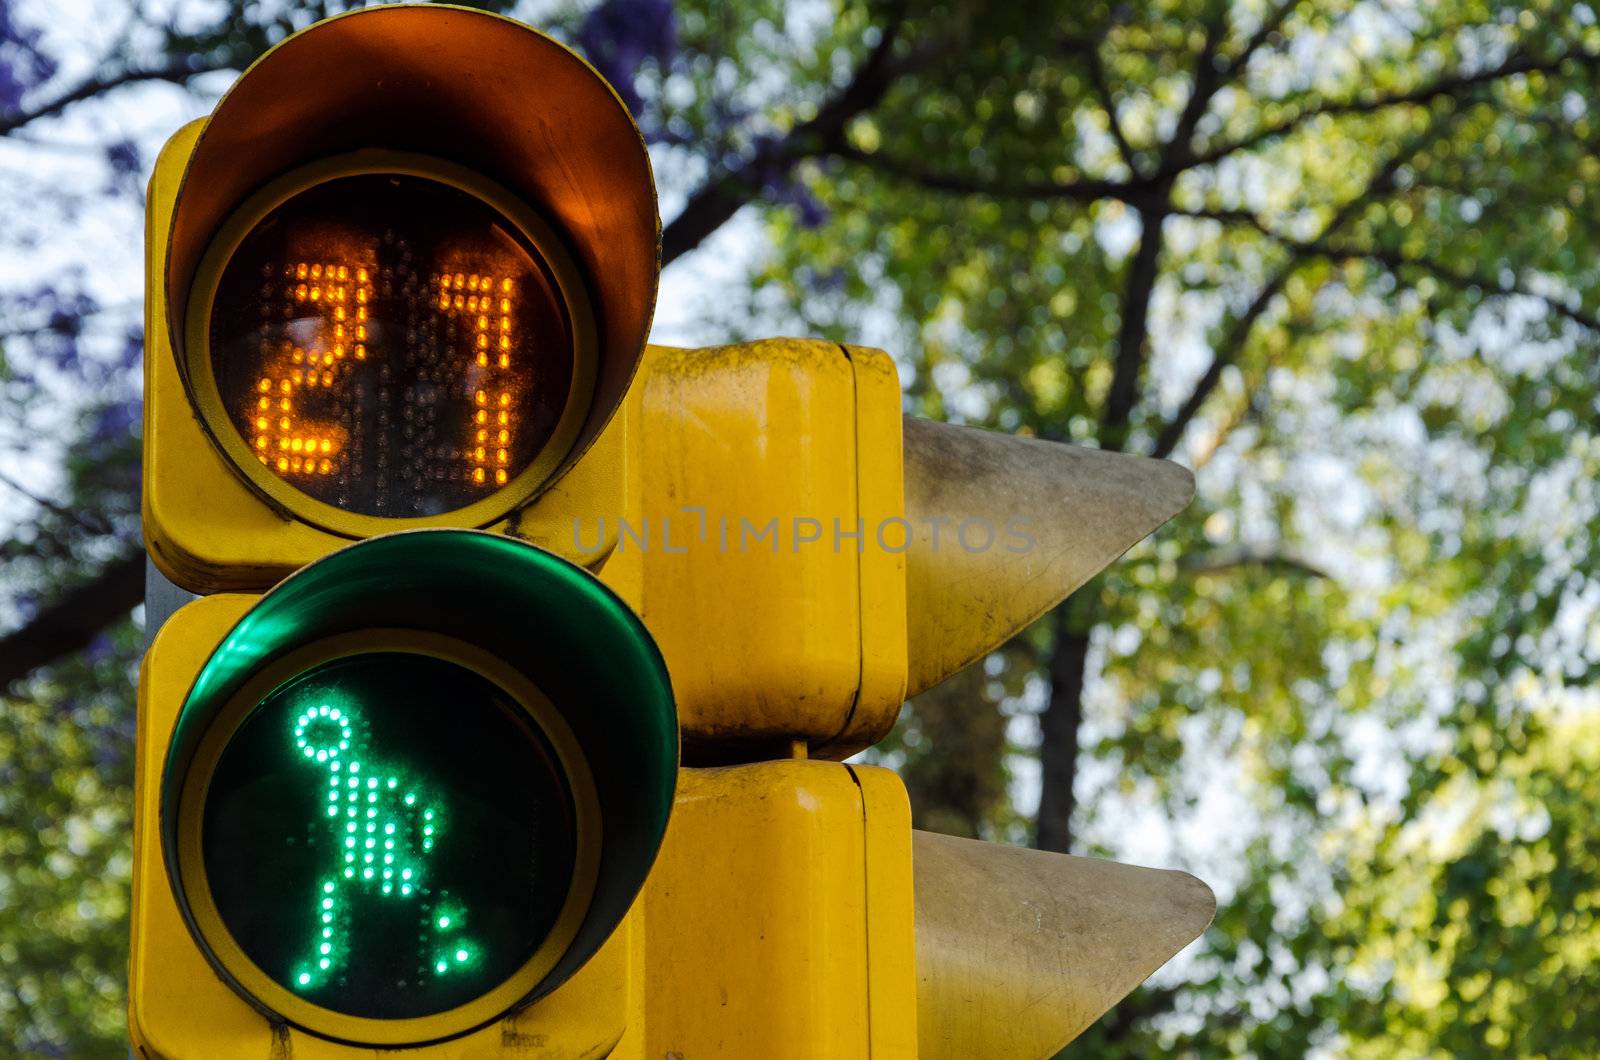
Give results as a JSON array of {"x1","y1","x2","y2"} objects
[
  {"x1": 328, "y1": 708, "x2": 341, "y2": 720},
  {"x1": 343, "y1": 867, "x2": 354, "y2": 878},
  {"x1": 322, "y1": 898, "x2": 334, "y2": 910},
  {"x1": 387, "y1": 778, "x2": 397, "y2": 789},
  {"x1": 455, "y1": 949, "x2": 468, "y2": 962},
  {"x1": 435, "y1": 960, "x2": 448, "y2": 974},
  {"x1": 320, "y1": 943, "x2": 331, "y2": 955},
  {"x1": 404, "y1": 793, "x2": 416, "y2": 806},
  {"x1": 437, "y1": 915, "x2": 450, "y2": 928},
  {"x1": 298, "y1": 972, "x2": 311, "y2": 986},
  {"x1": 402, "y1": 869, "x2": 413, "y2": 880},
  {"x1": 318, "y1": 705, "x2": 330, "y2": 716},
  {"x1": 401, "y1": 884, "x2": 413, "y2": 896},
  {"x1": 362, "y1": 868, "x2": 373, "y2": 879},
  {"x1": 319, "y1": 957, "x2": 331, "y2": 969}
]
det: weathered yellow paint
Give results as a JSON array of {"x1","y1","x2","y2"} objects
[
  {"x1": 818, "y1": 345, "x2": 909, "y2": 758},
  {"x1": 901, "y1": 417, "x2": 1195, "y2": 698},
  {"x1": 638, "y1": 761, "x2": 916, "y2": 1058},
  {"x1": 129, "y1": 595, "x2": 630, "y2": 1060},
  {"x1": 141, "y1": 122, "x2": 623, "y2": 593},
  {"x1": 911, "y1": 830, "x2": 1215, "y2": 1058},
  {"x1": 852, "y1": 765, "x2": 920, "y2": 1059},
  {"x1": 629, "y1": 340, "x2": 906, "y2": 760}
]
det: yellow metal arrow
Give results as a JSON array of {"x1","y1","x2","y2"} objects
[
  {"x1": 913, "y1": 830, "x2": 1215, "y2": 1058},
  {"x1": 903, "y1": 417, "x2": 1194, "y2": 697}
]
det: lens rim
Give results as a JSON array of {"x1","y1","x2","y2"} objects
[
  {"x1": 183, "y1": 149, "x2": 599, "y2": 537},
  {"x1": 170, "y1": 628, "x2": 602, "y2": 1046}
]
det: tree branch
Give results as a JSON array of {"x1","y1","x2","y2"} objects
[
  {"x1": 0, "y1": 552, "x2": 143, "y2": 690},
  {"x1": 1222, "y1": 0, "x2": 1298, "y2": 78},
  {"x1": 1165, "y1": 13, "x2": 1229, "y2": 170},
  {"x1": 1179, "y1": 206, "x2": 1600, "y2": 332},
  {"x1": 0, "y1": 60, "x2": 201, "y2": 138},
  {"x1": 1151, "y1": 268, "x2": 1288, "y2": 459},
  {"x1": 1182, "y1": 544, "x2": 1330, "y2": 580},
  {"x1": 0, "y1": 469, "x2": 113, "y2": 537},
  {"x1": 660, "y1": 11, "x2": 918, "y2": 265},
  {"x1": 1098, "y1": 16, "x2": 1229, "y2": 449},
  {"x1": 1100, "y1": 206, "x2": 1167, "y2": 448},
  {"x1": 1083, "y1": 41, "x2": 1143, "y2": 178},
  {"x1": 828, "y1": 143, "x2": 1131, "y2": 203},
  {"x1": 1152, "y1": 128, "x2": 1440, "y2": 459},
  {"x1": 1176, "y1": 46, "x2": 1599, "y2": 174}
]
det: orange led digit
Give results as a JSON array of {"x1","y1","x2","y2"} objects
[
  {"x1": 432, "y1": 272, "x2": 518, "y2": 487},
  {"x1": 252, "y1": 260, "x2": 374, "y2": 480}
]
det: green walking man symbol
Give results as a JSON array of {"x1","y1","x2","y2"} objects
[{"x1": 290, "y1": 701, "x2": 478, "y2": 990}]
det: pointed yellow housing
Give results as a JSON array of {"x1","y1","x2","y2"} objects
[
  {"x1": 912, "y1": 831, "x2": 1215, "y2": 1057},
  {"x1": 902, "y1": 417, "x2": 1195, "y2": 697}
]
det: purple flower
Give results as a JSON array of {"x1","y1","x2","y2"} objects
[
  {"x1": 577, "y1": 0, "x2": 677, "y2": 118},
  {"x1": 0, "y1": 0, "x2": 58, "y2": 114},
  {"x1": 771, "y1": 174, "x2": 828, "y2": 229},
  {"x1": 88, "y1": 397, "x2": 140, "y2": 448},
  {"x1": 105, "y1": 138, "x2": 142, "y2": 196},
  {"x1": 17, "y1": 284, "x2": 98, "y2": 373}
]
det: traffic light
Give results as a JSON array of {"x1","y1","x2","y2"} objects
[
  {"x1": 139, "y1": 530, "x2": 674, "y2": 1049},
  {"x1": 133, "y1": 5, "x2": 1214, "y2": 1056}
]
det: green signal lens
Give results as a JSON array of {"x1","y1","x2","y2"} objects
[
  {"x1": 201, "y1": 652, "x2": 575, "y2": 1019},
  {"x1": 161, "y1": 530, "x2": 676, "y2": 1046}
]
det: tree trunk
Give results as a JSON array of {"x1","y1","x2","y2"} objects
[
  {"x1": 901, "y1": 661, "x2": 1009, "y2": 838},
  {"x1": 1034, "y1": 601, "x2": 1092, "y2": 853}
]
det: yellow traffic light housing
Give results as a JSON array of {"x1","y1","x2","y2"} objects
[
  {"x1": 145, "y1": 4, "x2": 653, "y2": 589},
  {"x1": 135, "y1": 531, "x2": 674, "y2": 1050}
]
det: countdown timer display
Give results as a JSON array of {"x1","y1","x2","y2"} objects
[{"x1": 204, "y1": 173, "x2": 577, "y2": 519}]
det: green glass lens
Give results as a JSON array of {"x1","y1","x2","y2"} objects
[{"x1": 201, "y1": 652, "x2": 576, "y2": 1019}]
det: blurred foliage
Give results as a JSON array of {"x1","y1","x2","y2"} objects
[
  {"x1": 0, "y1": 631, "x2": 137, "y2": 1058},
  {"x1": 747, "y1": 0, "x2": 1600, "y2": 1054},
  {"x1": 2, "y1": 0, "x2": 1600, "y2": 1055}
]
